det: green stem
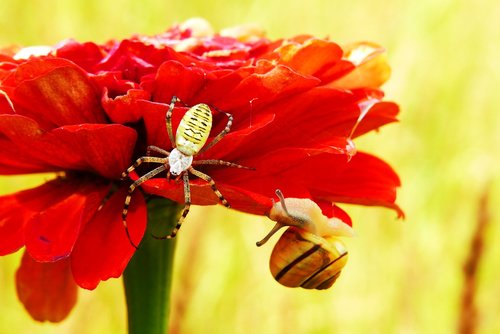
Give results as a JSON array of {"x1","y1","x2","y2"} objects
[{"x1": 123, "y1": 197, "x2": 182, "y2": 334}]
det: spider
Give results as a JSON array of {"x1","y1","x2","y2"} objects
[{"x1": 121, "y1": 96, "x2": 252, "y2": 248}]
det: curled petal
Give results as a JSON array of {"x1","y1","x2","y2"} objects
[
  {"x1": 330, "y1": 42, "x2": 392, "y2": 89},
  {"x1": 350, "y1": 101, "x2": 400, "y2": 138},
  {"x1": 71, "y1": 187, "x2": 147, "y2": 290},
  {"x1": 276, "y1": 38, "x2": 342, "y2": 76},
  {"x1": 332, "y1": 204, "x2": 353, "y2": 227},
  {"x1": 16, "y1": 251, "x2": 77, "y2": 322},
  {"x1": 102, "y1": 87, "x2": 151, "y2": 124}
]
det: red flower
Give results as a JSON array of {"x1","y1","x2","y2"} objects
[{"x1": 0, "y1": 19, "x2": 401, "y2": 322}]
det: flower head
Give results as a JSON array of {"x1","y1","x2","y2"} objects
[{"x1": 0, "y1": 19, "x2": 401, "y2": 321}]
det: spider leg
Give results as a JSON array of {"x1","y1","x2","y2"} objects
[
  {"x1": 198, "y1": 109, "x2": 233, "y2": 154},
  {"x1": 147, "y1": 145, "x2": 170, "y2": 157},
  {"x1": 193, "y1": 159, "x2": 255, "y2": 170},
  {"x1": 121, "y1": 156, "x2": 167, "y2": 180},
  {"x1": 188, "y1": 166, "x2": 230, "y2": 208},
  {"x1": 166, "y1": 95, "x2": 179, "y2": 148},
  {"x1": 122, "y1": 164, "x2": 168, "y2": 248},
  {"x1": 154, "y1": 172, "x2": 191, "y2": 240}
]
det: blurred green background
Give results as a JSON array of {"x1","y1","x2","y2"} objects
[{"x1": 1, "y1": 0, "x2": 499, "y2": 333}]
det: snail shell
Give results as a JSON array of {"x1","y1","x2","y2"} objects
[
  {"x1": 257, "y1": 190, "x2": 353, "y2": 290},
  {"x1": 270, "y1": 227, "x2": 348, "y2": 289}
]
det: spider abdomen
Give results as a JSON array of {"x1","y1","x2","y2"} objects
[{"x1": 176, "y1": 103, "x2": 213, "y2": 156}]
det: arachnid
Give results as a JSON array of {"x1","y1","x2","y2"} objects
[{"x1": 121, "y1": 96, "x2": 251, "y2": 248}]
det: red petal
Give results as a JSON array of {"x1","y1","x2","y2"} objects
[
  {"x1": 0, "y1": 115, "x2": 137, "y2": 178},
  {"x1": 330, "y1": 42, "x2": 392, "y2": 89},
  {"x1": 240, "y1": 148, "x2": 401, "y2": 215},
  {"x1": 95, "y1": 40, "x2": 183, "y2": 81},
  {"x1": 332, "y1": 204, "x2": 353, "y2": 227},
  {"x1": 50, "y1": 124, "x2": 137, "y2": 179},
  {"x1": 142, "y1": 179, "x2": 273, "y2": 216},
  {"x1": 16, "y1": 251, "x2": 78, "y2": 322},
  {"x1": 216, "y1": 145, "x2": 349, "y2": 198},
  {"x1": 25, "y1": 184, "x2": 109, "y2": 262},
  {"x1": 71, "y1": 187, "x2": 147, "y2": 290},
  {"x1": 211, "y1": 87, "x2": 398, "y2": 162},
  {"x1": 54, "y1": 39, "x2": 105, "y2": 72},
  {"x1": 0, "y1": 139, "x2": 51, "y2": 174},
  {"x1": 140, "y1": 145, "x2": 349, "y2": 216},
  {"x1": 187, "y1": 67, "x2": 252, "y2": 106},
  {"x1": 351, "y1": 101, "x2": 400, "y2": 138},
  {"x1": 139, "y1": 101, "x2": 173, "y2": 149},
  {"x1": 205, "y1": 87, "x2": 364, "y2": 160},
  {"x1": 152, "y1": 60, "x2": 206, "y2": 103},
  {"x1": 317, "y1": 201, "x2": 353, "y2": 227},
  {"x1": 102, "y1": 87, "x2": 151, "y2": 124},
  {"x1": 2, "y1": 58, "x2": 73, "y2": 85},
  {"x1": 3, "y1": 58, "x2": 105, "y2": 129},
  {"x1": 199, "y1": 145, "x2": 400, "y2": 216},
  {"x1": 276, "y1": 39, "x2": 344, "y2": 81},
  {"x1": 0, "y1": 179, "x2": 79, "y2": 255},
  {"x1": 201, "y1": 63, "x2": 320, "y2": 112},
  {"x1": 310, "y1": 152, "x2": 404, "y2": 217}
]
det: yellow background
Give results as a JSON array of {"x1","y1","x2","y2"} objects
[{"x1": 1, "y1": 0, "x2": 499, "y2": 333}]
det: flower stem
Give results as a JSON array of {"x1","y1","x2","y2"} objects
[{"x1": 123, "y1": 197, "x2": 181, "y2": 334}]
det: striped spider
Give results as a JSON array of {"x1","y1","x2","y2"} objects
[{"x1": 121, "y1": 96, "x2": 251, "y2": 248}]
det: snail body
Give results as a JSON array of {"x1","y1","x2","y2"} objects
[{"x1": 257, "y1": 190, "x2": 353, "y2": 290}]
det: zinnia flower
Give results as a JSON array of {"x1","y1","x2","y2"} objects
[{"x1": 0, "y1": 18, "x2": 401, "y2": 322}]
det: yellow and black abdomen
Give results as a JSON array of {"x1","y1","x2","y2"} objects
[{"x1": 176, "y1": 103, "x2": 213, "y2": 156}]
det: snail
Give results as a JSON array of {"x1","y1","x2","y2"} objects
[{"x1": 257, "y1": 190, "x2": 354, "y2": 290}]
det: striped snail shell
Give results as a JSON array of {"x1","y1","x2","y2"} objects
[{"x1": 257, "y1": 190, "x2": 354, "y2": 290}]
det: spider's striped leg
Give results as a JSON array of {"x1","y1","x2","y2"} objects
[
  {"x1": 154, "y1": 172, "x2": 191, "y2": 240},
  {"x1": 192, "y1": 159, "x2": 255, "y2": 170},
  {"x1": 121, "y1": 156, "x2": 167, "y2": 180},
  {"x1": 198, "y1": 111, "x2": 233, "y2": 154},
  {"x1": 147, "y1": 145, "x2": 170, "y2": 157},
  {"x1": 166, "y1": 96, "x2": 179, "y2": 148},
  {"x1": 188, "y1": 167, "x2": 230, "y2": 208},
  {"x1": 122, "y1": 164, "x2": 167, "y2": 248}
]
